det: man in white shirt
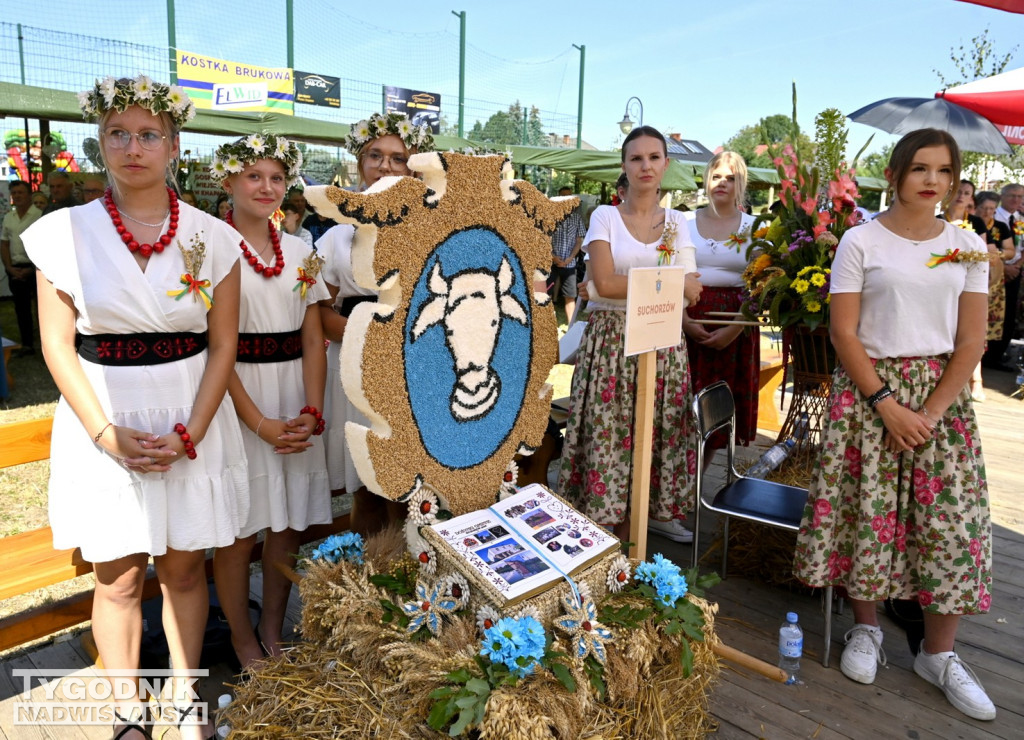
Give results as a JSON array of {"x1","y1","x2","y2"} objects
[{"x1": 1, "y1": 180, "x2": 43, "y2": 354}]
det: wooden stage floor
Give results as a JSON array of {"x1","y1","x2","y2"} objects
[{"x1": 1, "y1": 366, "x2": 1021, "y2": 738}]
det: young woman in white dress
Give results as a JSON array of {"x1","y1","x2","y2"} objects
[
  {"x1": 208, "y1": 135, "x2": 331, "y2": 669},
  {"x1": 315, "y1": 112, "x2": 434, "y2": 536},
  {"x1": 28, "y1": 76, "x2": 246, "y2": 740}
]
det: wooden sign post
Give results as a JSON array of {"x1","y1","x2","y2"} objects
[{"x1": 623, "y1": 263, "x2": 689, "y2": 560}]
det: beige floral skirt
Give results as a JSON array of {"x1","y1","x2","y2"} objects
[{"x1": 794, "y1": 357, "x2": 992, "y2": 615}]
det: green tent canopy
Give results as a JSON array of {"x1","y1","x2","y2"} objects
[
  {"x1": 0, "y1": 81, "x2": 475, "y2": 150},
  {"x1": 505, "y1": 144, "x2": 697, "y2": 191}
]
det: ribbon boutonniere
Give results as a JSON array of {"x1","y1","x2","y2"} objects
[
  {"x1": 293, "y1": 251, "x2": 324, "y2": 298},
  {"x1": 166, "y1": 233, "x2": 213, "y2": 308},
  {"x1": 656, "y1": 222, "x2": 678, "y2": 266},
  {"x1": 926, "y1": 248, "x2": 989, "y2": 269},
  {"x1": 724, "y1": 224, "x2": 751, "y2": 250}
]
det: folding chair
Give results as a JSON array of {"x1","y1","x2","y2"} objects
[{"x1": 691, "y1": 380, "x2": 835, "y2": 666}]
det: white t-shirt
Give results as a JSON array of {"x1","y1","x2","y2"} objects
[
  {"x1": 582, "y1": 205, "x2": 693, "y2": 312},
  {"x1": 830, "y1": 219, "x2": 988, "y2": 359},
  {"x1": 684, "y1": 210, "x2": 756, "y2": 287},
  {"x1": 316, "y1": 223, "x2": 374, "y2": 302}
]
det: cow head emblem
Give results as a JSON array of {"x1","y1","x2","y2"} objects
[
  {"x1": 411, "y1": 257, "x2": 527, "y2": 421},
  {"x1": 304, "y1": 153, "x2": 578, "y2": 514}
]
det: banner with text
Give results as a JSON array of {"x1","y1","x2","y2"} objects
[
  {"x1": 176, "y1": 50, "x2": 294, "y2": 115},
  {"x1": 384, "y1": 86, "x2": 441, "y2": 134},
  {"x1": 294, "y1": 71, "x2": 340, "y2": 108}
]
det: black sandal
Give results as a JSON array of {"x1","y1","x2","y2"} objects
[
  {"x1": 112, "y1": 709, "x2": 152, "y2": 740},
  {"x1": 168, "y1": 698, "x2": 214, "y2": 740}
]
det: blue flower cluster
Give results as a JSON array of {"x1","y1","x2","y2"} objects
[
  {"x1": 310, "y1": 532, "x2": 365, "y2": 565},
  {"x1": 479, "y1": 616, "x2": 546, "y2": 678},
  {"x1": 634, "y1": 553, "x2": 688, "y2": 608}
]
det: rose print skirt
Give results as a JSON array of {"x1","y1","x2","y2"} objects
[
  {"x1": 556, "y1": 310, "x2": 696, "y2": 526},
  {"x1": 793, "y1": 357, "x2": 992, "y2": 615}
]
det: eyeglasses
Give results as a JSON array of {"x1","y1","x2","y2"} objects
[
  {"x1": 103, "y1": 128, "x2": 167, "y2": 151},
  {"x1": 363, "y1": 150, "x2": 408, "y2": 169}
]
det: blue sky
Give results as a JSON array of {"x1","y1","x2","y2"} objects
[{"x1": 10, "y1": 0, "x2": 1024, "y2": 156}]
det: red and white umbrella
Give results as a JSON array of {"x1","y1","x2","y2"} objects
[
  {"x1": 955, "y1": 0, "x2": 1024, "y2": 12},
  {"x1": 937, "y1": 67, "x2": 1024, "y2": 145}
]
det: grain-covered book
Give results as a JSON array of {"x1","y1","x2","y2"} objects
[{"x1": 424, "y1": 484, "x2": 619, "y2": 607}]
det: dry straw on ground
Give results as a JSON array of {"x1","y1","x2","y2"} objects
[{"x1": 222, "y1": 531, "x2": 720, "y2": 739}]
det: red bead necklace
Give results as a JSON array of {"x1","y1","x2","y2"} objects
[
  {"x1": 226, "y1": 210, "x2": 285, "y2": 278},
  {"x1": 104, "y1": 187, "x2": 179, "y2": 258}
]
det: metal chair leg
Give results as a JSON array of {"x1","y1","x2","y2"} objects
[
  {"x1": 691, "y1": 501, "x2": 702, "y2": 570},
  {"x1": 720, "y1": 516, "x2": 729, "y2": 579},
  {"x1": 822, "y1": 585, "x2": 833, "y2": 668}
]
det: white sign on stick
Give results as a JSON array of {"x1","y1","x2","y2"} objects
[{"x1": 624, "y1": 265, "x2": 687, "y2": 357}]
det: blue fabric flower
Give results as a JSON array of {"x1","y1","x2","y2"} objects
[
  {"x1": 634, "y1": 553, "x2": 688, "y2": 608},
  {"x1": 480, "y1": 616, "x2": 546, "y2": 678},
  {"x1": 310, "y1": 532, "x2": 365, "y2": 565}
]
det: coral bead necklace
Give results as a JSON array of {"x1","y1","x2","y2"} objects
[
  {"x1": 226, "y1": 210, "x2": 284, "y2": 278},
  {"x1": 104, "y1": 186, "x2": 179, "y2": 258}
]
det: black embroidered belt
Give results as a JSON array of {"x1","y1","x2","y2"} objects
[
  {"x1": 338, "y1": 295, "x2": 375, "y2": 318},
  {"x1": 236, "y1": 330, "x2": 303, "y2": 363},
  {"x1": 77, "y1": 332, "x2": 208, "y2": 366}
]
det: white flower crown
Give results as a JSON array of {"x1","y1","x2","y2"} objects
[
  {"x1": 209, "y1": 133, "x2": 304, "y2": 187},
  {"x1": 345, "y1": 111, "x2": 435, "y2": 156},
  {"x1": 78, "y1": 75, "x2": 196, "y2": 130}
]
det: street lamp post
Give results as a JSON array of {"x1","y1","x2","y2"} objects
[{"x1": 618, "y1": 96, "x2": 644, "y2": 135}]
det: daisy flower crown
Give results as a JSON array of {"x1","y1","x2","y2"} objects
[
  {"x1": 78, "y1": 75, "x2": 196, "y2": 130},
  {"x1": 209, "y1": 133, "x2": 304, "y2": 187},
  {"x1": 344, "y1": 111, "x2": 435, "y2": 157}
]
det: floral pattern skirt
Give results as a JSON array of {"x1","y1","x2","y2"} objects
[
  {"x1": 557, "y1": 310, "x2": 696, "y2": 526},
  {"x1": 686, "y1": 286, "x2": 759, "y2": 447},
  {"x1": 793, "y1": 357, "x2": 992, "y2": 615}
]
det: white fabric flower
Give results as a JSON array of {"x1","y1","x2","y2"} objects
[
  {"x1": 167, "y1": 85, "x2": 188, "y2": 112},
  {"x1": 373, "y1": 116, "x2": 390, "y2": 134},
  {"x1": 76, "y1": 91, "x2": 94, "y2": 114},
  {"x1": 397, "y1": 119, "x2": 414, "y2": 138},
  {"x1": 475, "y1": 605, "x2": 500, "y2": 636},
  {"x1": 99, "y1": 77, "x2": 118, "y2": 106},
  {"x1": 211, "y1": 159, "x2": 228, "y2": 178},
  {"x1": 441, "y1": 572, "x2": 470, "y2": 608},
  {"x1": 408, "y1": 487, "x2": 440, "y2": 526},
  {"x1": 606, "y1": 554, "x2": 631, "y2": 593},
  {"x1": 354, "y1": 120, "x2": 371, "y2": 141},
  {"x1": 514, "y1": 604, "x2": 542, "y2": 622},
  {"x1": 245, "y1": 134, "x2": 267, "y2": 154},
  {"x1": 275, "y1": 137, "x2": 290, "y2": 158},
  {"x1": 225, "y1": 155, "x2": 244, "y2": 174},
  {"x1": 133, "y1": 75, "x2": 154, "y2": 100}
]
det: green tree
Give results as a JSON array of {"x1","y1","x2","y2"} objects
[
  {"x1": 467, "y1": 101, "x2": 547, "y2": 147},
  {"x1": 934, "y1": 26, "x2": 1022, "y2": 175},
  {"x1": 724, "y1": 112, "x2": 815, "y2": 205},
  {"x1": 852, "y1": 143, "x2": 894, "y2": 211}
]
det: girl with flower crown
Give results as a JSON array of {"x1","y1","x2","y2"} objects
[
  {"x1": 313, "y1": 112, "x2": 434, "y2": 536},
  {"x1": 557, "y1": 125, "x2": 702, "y2": 544},
  {"x1": 29, "y1": 75, "x2": 247, "y2": 740},
  {"x1": 208, "y1": 134, "x2": 331, "y2": 669},
  {"x1": 794, "y1": 129, "x2": 995, "y2": 721}
]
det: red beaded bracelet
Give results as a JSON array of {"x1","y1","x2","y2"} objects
[
  {"x1": 173, "y1": 422, "x2": 198, "y2": 459},
  {"x1": 300, "y1": 406, "x2": 326, "y2": 436}
]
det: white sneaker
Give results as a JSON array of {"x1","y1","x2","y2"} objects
[
  {"x1": 914, "y1": 648, "x2": 996, "y2": 721},
  {"x1": 647, "y1": 518, "x2": 693, "y2": 543},
  {"x1": 840, "y1": 625, "x2": 886, "y2": 684}
]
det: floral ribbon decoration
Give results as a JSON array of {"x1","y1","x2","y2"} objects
[
  {"x1": 926, "y1": 248, "x2": 990, "y2": 268},
  {"x1": 167, "y1": 233, "x2": 213, "y2": 308},
  {"x1": 724, "y1": 224, "x2": 751, "y2": 251},
  {"x1": 553, "y1": 592, "x2": 613, "y2": 663},
  {"x1": 293, "y1": 251, "x2": 324, "y2": 299},
  {"x1": 656, "y1": 221, "x2": 678, "y2": 266}
]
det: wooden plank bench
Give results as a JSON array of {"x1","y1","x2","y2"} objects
[{"x1": 0, "y1": 416, "x2": 351, "y2": 656}]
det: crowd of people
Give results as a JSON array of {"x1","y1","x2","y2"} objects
[{"x1": 3, "y1": 72, "x2": 1011, "y2": 736}]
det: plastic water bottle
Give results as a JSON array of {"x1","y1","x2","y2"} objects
[
  {"x1": 746, "y1": 438, "x2": 796, "y2": 479},
  {"x1": 778, "y1": 612, "x2": 803, "y2": 685},
  {"x1": 746, "y1": 412, "x2": 809, "y2": 479},
  {"x1": 215, "y1": 694, "x2": 232, "y2": 738}
]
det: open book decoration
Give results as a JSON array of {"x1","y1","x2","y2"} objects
[{"x1": 423, "y1": 484, "x2": 618, "y2": 608}]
